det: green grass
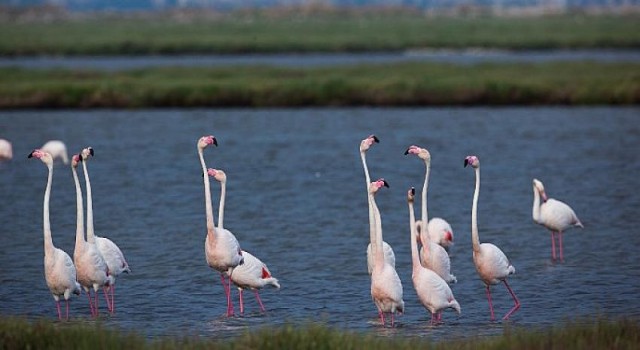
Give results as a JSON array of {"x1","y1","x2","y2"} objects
[
  {"x1": 0, "y1": 13, "x2": 638, "y2": 56},
  {"x1": 1, "y1": 61, "x2": 638, "y2": 108},
  {"x1": 0, "y1": 316, "x2": 638, "y2": 350}
]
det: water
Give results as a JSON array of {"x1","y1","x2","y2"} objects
[
  {"x1": 1, "y1": 108, "x2": 639, "y2": 341},
  {"x1": 1, "y1": 49, "x2": 639, "y2": 71}
]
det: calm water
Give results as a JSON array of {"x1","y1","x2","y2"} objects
[{"x1": 1, "y1": 108, "x2": 639, "y2": 341}]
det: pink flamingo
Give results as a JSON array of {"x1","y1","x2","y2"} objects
[
  {"x1": 465, "y1": 155, "x2": 520, "y2": 321},
  {"x1": 197, "y1": 136, "x2": 244, "y2": 316},
  {"x1": 29, "y1": 149, "x2": 81, "y2": 320},
  {"x1": 41, "y1": 140, "x2": 69, "y2": 164},
  {"x1": 0, "y1": 138, "x2": 12, "y2": 160},
  {"x1": 407, "y1": 187, "x2": 460, "y2": 324},
  {"x1": 532, "y1": 179, "x2": 583, "y2": 262}
]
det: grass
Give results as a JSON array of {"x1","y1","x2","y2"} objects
[
  {"x1": 0, "y1": 12, "x2": 639, "y2": 56},
  {"x1": 0, "y1": 316, "x2": 638, "y2": 349},
  {"x1": 0, "y1": 61, "x2": 638, "y2": 108}
]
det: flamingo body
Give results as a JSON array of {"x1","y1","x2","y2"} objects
[
  {"x1": 41, "y1": 140, "x2": 69, "y2": 164},
  {"x1": 0, "y1": 139, "x2": 12, "y2": 160},
  {"x1": 366, "y1": 242, "x2": 395, "y2": 275}
]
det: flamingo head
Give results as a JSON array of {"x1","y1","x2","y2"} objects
[
  {"x1": 207, "y1": 168, "x2": 227, "y2": 183},
  {"x1": 369, "y1": 178, "x2": 389, "y2": 194},
  {"x1": 443, "y1": 230, "x2": 454, "y2": 245},
  {"x1": 80, "y1": 147, "x2": 94, "y2": 161},
  {"x1": 359, "y1": 134, "x2": 379, "y2": 153},
  {"x1": 198, "y1": 135, "x2": 217, "y2": 150},
  {"x1": 28, "y1": 149, "x2": 53, "y2": 166},
  {"x1": 404, "y1": 145, "x2": 431, "y2": 162},
  {"x1": 407, "y1": 187, "x2": 415, "y2": 203},
  {"x1": 533, "y1": 178, "x2": 548, "y2": 201},
  {"x1": 464, "y1": 155, "x2": 479, "y2": 169},
  {"x1": 71, "y1": 154, "x2": 81, "y2": 168}
]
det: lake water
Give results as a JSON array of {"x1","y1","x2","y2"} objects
[{"x1": 1, "y1": 108, "x2": 639, "y2": 341}]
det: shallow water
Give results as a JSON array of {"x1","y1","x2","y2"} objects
[{"x1": 1, "y1": 108, "x2": 639, "y2": 341}]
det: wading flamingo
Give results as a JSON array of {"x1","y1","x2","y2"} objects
[
  {"x1": 369, "y1": 179, "x2": 404, "y2": 327},
  {"x1": 0, "y1": 139, "x2": 12, "y2": 160},
  {"x1": 407, "y1": 187, "x2": 460, "y2": 324},
  {"x1": 359, "y1": 134, "x2": 395, "y2": 274},
  {"x1": 29, "y1": 149, "x2": 81, "y2": 320},
  {"x1": 532, "y1": 179, "x2": 583, "y2": 262},
  {"x1": 197, "y1": 136, "x2": 244, "y2": 317},
  {"x1": 41, "y1": 140, "x2": 69, "y2": 164},
  {"x1": 208, "y1": 168, "x2": 280, "y2": 314},
  {"x1": 405, "y1": 145, "x2": 456, "y2": 284},
  {"x1": 419, "y1": 217, "x2": 454, "y2": 250},
  {"x1": 464, "y1": 155, "x2": 520, "y2": 321}
]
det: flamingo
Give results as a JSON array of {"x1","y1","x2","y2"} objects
[
  {"x1": 79, "y1": 148, "x2": 130, "y2": 314},
  {"x1": 41, "y1": 140, "x2": 69, "y2": 164},
  {"x1": 0, "y1": 138, "x2": 12, "y2": 160},
  {"x1": 28, "y1": 149, "x2": 81, "y2": 320},
  {"x1": 197, "y1": 135, "x2": 244, "y2": 317},
  {"x1": 407, "y1": 187, "x2": 460, "y2": 324},
  {"x1": 71, "y1": 152, "x2": 113, "y2": 317},
  {"x1": 464, "y1": 155, "x2": 520, "y2": 321},
  {"x1": 369, "y1": 178, "x2": 404, "y2": 327},
  {"x1": 405, "y1": 145, "x2": 456, "y2": 284},
  {"x1": 532, "y1": 179, "x2": 583, "y2": 262},
  {"x1": 208, "y1": 168, "x2": 280, "y2": 315},
  {"x1": 417, "y1": 217, "x2": 454, "y2": 250},
  {"x1": 359, "y1": 134, "x2": 395, "y2": 274}
]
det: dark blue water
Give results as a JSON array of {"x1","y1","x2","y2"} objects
[{"x1": 1, "y1": 108, "x2": 639, "y2": 341}]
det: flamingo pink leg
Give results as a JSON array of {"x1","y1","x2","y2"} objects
[
  {"x1": 110, "y1": 285, "x2": 116, "y2": 314},
  {"x1": 550, "y1": 231, "x2": 557, "y2": 261},
  {"x1": 86, "y1": 290, "x2": 96, "y2": 317},
  {"x1": 219, "y1": 273, "x2": 234, "y2": 316},
  {"x1": 558, "y1": 231, "x2": 564, "y2": 262},
  {"x1": 390, "y1": 312, "x2": 395, "y2": 327},
  {"x1": 502, "y1": 280, "x2": 521, "y2": 320},
  {"x1": 430, "y1": 312, "x2": 436, "y2": 325},
  {"x1": 65, "y1": 300, "x2": 70, "y2": 321},
  {"x1": 254, "y1": 291, "x2": 266, "y2": 312},
  {"x1": 56, "y1": 301, "x2": 62, "y2": 320},
  {"x1": 378, "y1": 311, "x2": 385, "y2": 326},
  {"x1": 103, "y1": 287, "x2": 113, "y2": 314},
  {"x1": 485, "y1": 285, "x2": 495, "y2": 321},
  {"x1": 94, "y1": 290, "x2": 100, "y2": 316},
  {"x1": 239, "y1": 289, "x2": 244, "y2": 315}
]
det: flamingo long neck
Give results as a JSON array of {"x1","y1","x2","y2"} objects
[
  {"x1": 43, "y1": 164, "x2": 54, "y2": 256},
  {"x1": 408, "y1": 200, "x2": 420, "y2": 272},
  {"x1": 532, "y1": 184, "x2": 542, "y2": 224},
  {"x1": 370, "y1": 190, "x2": 384, "y2": 268},
  {"x1": 199, "y1": 148, "x2": 216, "y2": 238},
  {"x1": 217, "y1": 180, "x2": 226, "y2": 229},
  {"x1": 420, "y1": 159, "x2": 431, "y2": 254},
  {"x1": 81, "y1": 159, "x2": 96, "y2": 243},
  {"x1": 361, "y1": 151, "x2": 376, "y2": 248},
  {"x1": 471, "y1": 167, "x2": 481, "y2": 253},
  {"x1": 72, "y1": 166, "x2": 85, "y2": 248}
]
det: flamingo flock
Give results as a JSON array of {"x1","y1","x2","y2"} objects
[{"x1": 22, "y1": 134, "x2": 582, "y2": 327}]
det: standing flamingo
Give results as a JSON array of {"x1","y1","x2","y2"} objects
[
  {"x1": 369, "y1": 179, "x2": 404, "y2": 327},
  {"x1": 405, "y1": 145, "x2": 456, "y2": 284},
  {"x1": 0, "y1": 138, "x2": 12, "y2": 160},
  {"x1": 80, "y1": 148, "x2": 130, "y2": 313},
  {"x1": 197, "y1": 135, "x2": 244, "y2": 317},
  {"x1": 29, "y1": 149, "x2": 81, "y2": 320},
  {"x1": 359, "y1": 134, "x2": 395, "y2": 274},
  {"x1": 532, "y1": 179, "x2": 583, "y2": 262},
  {"x1": 425, "y1": 218, "x2": 454, "y2": 250},
  {"x1": 71, "y1": 152, "x2": 113, "y2": 317},
  {"x1": 464, "y1": 155, "x2": 520, "y2": 321},
  {"x1": 208, "y1": 168, "x2": 280, "y2": 315},
  {"x1": 41, "y1": 140, "x2": 69, "y2": 164},
  {"x1": 407, "y1": 187, "x2": 460, "y2": 324}
]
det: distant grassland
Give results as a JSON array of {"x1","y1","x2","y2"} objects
[
  {"x1": 1, "y1": 62, "x2": 638, "y2": 108},
  {"x1": 0, "y1": 13, "x2": 639, "y2": 55},
  {"x1": 1, "y1": 316, "x2": 639, "y2": 350}
]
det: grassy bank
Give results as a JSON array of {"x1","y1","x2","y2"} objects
[
  {"x1": 0, "y1": 12, "x2": 639, "y2": 56},
  {"x1": 1, "y1": 316, "x2": 639, "y2": 349},
  {"x1": 1, "y1": 62, "x2": 638, "y2": 108}
]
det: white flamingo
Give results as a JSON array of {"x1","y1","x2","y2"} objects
[
  {"x1": 532, "y1": 178, "x2": 583, "y2": 262},
  {"x1": 29, "y1": 149, "x2": 81, "y2": 320},
  {"x1": 419, "y1": 217, "x2": 454, "y2": 250},
  {"x1": 71, "y1": 152, "x2": 112, "y2": 317},
  {"x1": 369, "y1": 178, "x2": 404, "y2": 327},
  {"x1": 407, "y1": 187, "x2": 460, "y2": 324},
  {"x1": 465, "y1": 155, "x2": 520, "y2": 321},
  {"x1": 41, "y1": 140, "x2": 69, "y2": 164},
  {"x1": 0, "y1": 138, "x2": 12, "y2": 160},
  {"x1": 405, "y1": 145, "x2": 456, "y2": 284},
  {"x1": 197, "y1": 135, "x2": 244, "y2": 317},
  {"x1": 208, "y1": 168, "x2": 280, "y2": 315},
  {"x1": 80, "y1": 148, "x2": 130, "y2": 314},
  {"x1": 359, "y1": 134, "x2": 395, "y2": 274}
]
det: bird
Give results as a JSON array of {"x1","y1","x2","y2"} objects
[
  {"x1": 0, "y1": 138, "x2": 12, "y2": 160},
  {"x1": 405, "y1": 145, "x2": 456, "y2": 284},
  {"x1": 419, "y1": 217, "x2": 454, "y2": 250},
  {"x1": 464, "y1": 155, "x2": 520, "y2": 321},
  {"x1": 407, "y1": 187, "x2": 460, "y2": 324},
  {"x1": 532, "y1": 178, "x2": 583, "y2": 262},
  {"x1": 79, "y1": 148, "x2": 129, "y2": 314},
  {"x1": 208, "y1": 168, "x2": 280, "y2": 315},
  {"x1": 29, "y1": 149, "x2": 81, "y2": 320},
  {"x1": 359, "y1": 134, "x2": 395, "y2": 275},
  {"x1": 197, "y1": 135, "x2": 244, "y2": 317},
  {"x1": 369, "y1": 178, "x2": 404, "y2": 327},
  {"x1": 41, "y1": 140, "x2": 69, "y2": 164},
  {"x1": 71, "y1": 152, "x2": 113, "y2": 317}
]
